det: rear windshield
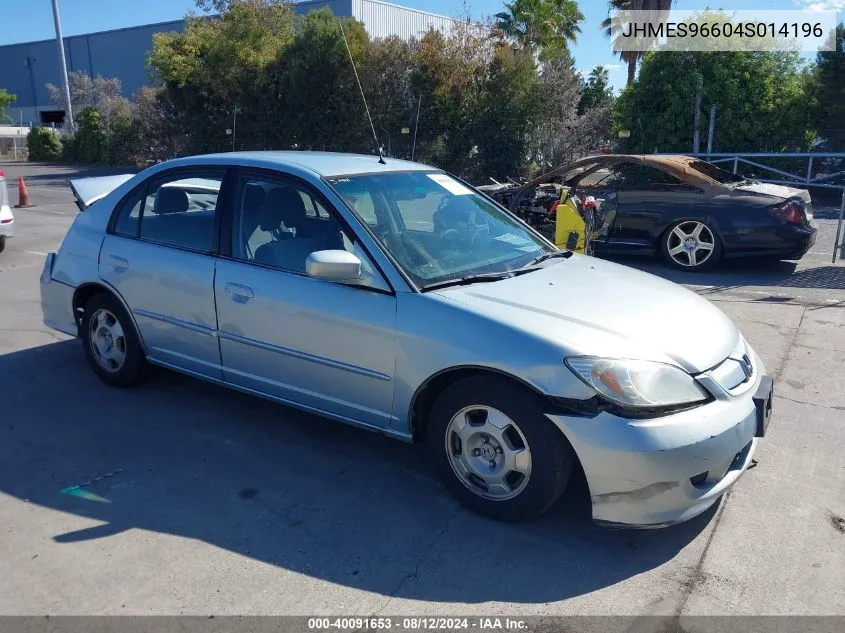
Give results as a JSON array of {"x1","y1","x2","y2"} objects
[{"x1": 688, "y1": 160, "x2": 744, "y2": 184}]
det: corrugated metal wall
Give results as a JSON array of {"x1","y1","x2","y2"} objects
[
  {"x1": 354, "y1": 0, "x2": 459, "y2": 39},
  {"x1": 293, "y1": 1, "x2": 353, "y2": 19}
]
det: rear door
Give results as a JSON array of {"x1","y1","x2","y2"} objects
[{"x1": 99, "y1": 168, "x2": 229, "y2": 379}]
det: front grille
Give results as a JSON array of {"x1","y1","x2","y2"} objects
[{"x1": 708, "y1": 338, "x2": 754, "y2": 393}]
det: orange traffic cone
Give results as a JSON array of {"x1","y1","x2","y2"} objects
[{"x1": 15, "y1": 177, "x2": 34, "y2": 208}]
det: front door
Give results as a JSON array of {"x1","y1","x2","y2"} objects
[
  {"x1": 99, "y1": 168, "x2": 227, "y2": 379},
  {"x1": 213, "y1": 171, "x2": 398, "y2": 430}
]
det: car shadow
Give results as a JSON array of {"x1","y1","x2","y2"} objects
[{"x1": 0, "y1": 340, "x2": 712, "y2": 604}]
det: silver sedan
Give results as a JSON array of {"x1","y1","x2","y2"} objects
[{"x1": 40, "y1": 152, "x2": 773, "y2": 527}]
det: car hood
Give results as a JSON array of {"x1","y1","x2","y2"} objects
[{"x1": 435, "y1": 255, "x2": 738, "y2": 373}]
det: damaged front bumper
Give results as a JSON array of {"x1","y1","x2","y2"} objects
[{"x1": 547, "y1": 355, "x2": 765, "y2": 529}]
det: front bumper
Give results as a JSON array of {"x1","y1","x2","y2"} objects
[
  {"x1": 40, "y1": 253, "x2": 78, "y2": 337},
  {"x1": 547, "y1": 350, "x2": 766, "y2": 528}
]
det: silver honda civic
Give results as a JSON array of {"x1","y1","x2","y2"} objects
[{"x1": 40, "y1": 152, "x2": 773, "y2": 528}]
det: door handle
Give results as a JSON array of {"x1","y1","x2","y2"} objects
[
  {"x1": 224, "y1": 282, "x2": 254, "y2": 303},
  {"x1": 108, "y1": 255, "x2": 129, "y2": 273}
]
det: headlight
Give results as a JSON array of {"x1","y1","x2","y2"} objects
[{"x1": 565, "y1": 357, "x2": 709, "y2": 409}]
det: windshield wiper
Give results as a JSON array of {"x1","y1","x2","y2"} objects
[
  {"x1": 526, "y1": 250, "x2": 574, "y2": 266},
  {"x1": 419, "y1": 272, "x2": 515, "y2": 292}
]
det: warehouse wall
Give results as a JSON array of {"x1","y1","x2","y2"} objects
[
  {"x1": 355, "y1": 0, "x2": 459, "y2": 40},
  {"x1": 0, "y1": 19, "x2": 184, "y2": 125}
]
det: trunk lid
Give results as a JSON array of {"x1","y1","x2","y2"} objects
[{"x1": 70, "y1": 174, "x2": 135, "y2": 210}]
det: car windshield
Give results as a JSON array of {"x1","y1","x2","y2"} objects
[
  {"x1": 327, "y1": 171, "x2": 554, "y2": 288},
  {"x1": 688, "y1": 160, "x2": 745, "y2": 184}
]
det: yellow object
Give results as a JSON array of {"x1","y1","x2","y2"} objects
[{"x1": 553, "y1": 192, "x2": 587, "y2": 253}]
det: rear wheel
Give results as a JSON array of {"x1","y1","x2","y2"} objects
[
  {"x1": 80, "y1": 293, "x2": 147, "y2": 387},
  {"x1": 0, "y1": 236, "x2": 6, "y2": 253},
  {"x1": 661, "y1": 220, "x2": 722, "y2": 271},
  {"x1": 427, "y1": 375, "x2": 573, "y2": 521}
]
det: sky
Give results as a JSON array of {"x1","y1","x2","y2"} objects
[{"x1": 0, "y1": 0, "x2": 842, "y2": 92}]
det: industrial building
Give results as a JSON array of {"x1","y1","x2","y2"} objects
[{"x1": 0, "y1": 0, "x2": 461, "y2": 126}]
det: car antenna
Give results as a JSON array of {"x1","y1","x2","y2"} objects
[{"x1": 338, "y1": 20, "x2": 385, "y2": 165}]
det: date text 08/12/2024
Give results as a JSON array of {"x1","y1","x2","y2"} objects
[{"x1": 307, "y1": 618, "x2": 528, "y2": 631}]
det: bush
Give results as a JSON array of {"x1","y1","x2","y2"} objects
[
  {"x1": 27, "y1": 127, "x2": 63, "y2": 161},
  {"x1": 63, "y1": 107, "x2": 106, "y2": 164}
]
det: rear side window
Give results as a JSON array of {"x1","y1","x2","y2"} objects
[
  {"x1": 113, "y1": 189, "x2": 144, "y2": 238},
  {"x1": 111, "y1": 171, "x2": 225, "y2": 252}
]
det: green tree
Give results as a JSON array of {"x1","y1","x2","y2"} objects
[
  {"x1": 27, "y1": 127, "x2": 63, "y2": 161},
  {"x1": 270, "y1": 9, "x2": 372, "y2": 152},
  {"x1": 473, "y1": 46, "x2": 539, "y2": 179},
  {"x1": 362, "y1": 36, "x2": 416, "y2": 158},
  {"x1": 809, "y1": 23, "x2": 845, "y2": 150},
  {"x1": 601, "y1": 0, "x2": 675, "y2": 85},
  {"x1": 495, "y1": 0, "x2": 585, "y2": 61},
  {"x1": 0, "y1": 89, "x2": 15, "y2": 123},
  {"x1": 614, "y1": 49, "x2": 810, "y2": 153},
  {"x1": 148, "y1": 0, "x2": 296, "y2": 152},
  {"x1": 578, "y1": 65, "x2": 613, "y2": 114},
  {"x1": 410, "y1": 26, "x2": 491, "y2": 176}
]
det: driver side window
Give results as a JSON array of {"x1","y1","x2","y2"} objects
[{"x1": 231, "y1": 174, "x2": 388, "y2": 290}]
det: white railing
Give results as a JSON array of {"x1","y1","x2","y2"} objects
[{"x1": 668, "y1": 152, "x2": 845, "y2": 263}]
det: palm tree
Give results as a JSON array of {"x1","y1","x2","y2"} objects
[
  {"x1": 601, "y1": 0, "x2": 675, "y2": 86},
  {"x1": 495, "y1": 0, "x2": 585, "y2": 61}
]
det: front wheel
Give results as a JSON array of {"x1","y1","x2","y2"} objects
[
  {"x1": 661, "y1": 220, "x2": 723, "y2": 271},
  {"x1": 427, "y1": 376, "x2": 574, "y2": 521}
]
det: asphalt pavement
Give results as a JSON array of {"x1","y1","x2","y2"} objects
[{"x1": 0, "y1": 162, "x2": 843, "y2": 618}]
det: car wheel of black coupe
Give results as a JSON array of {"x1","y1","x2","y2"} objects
[
  {"x1": 80, "y1": 293, "x2": 147, "y2": 387},
  {"x1": 661, "y1": 220, "x2": 723, "y2": 271},
  {"x1": 427, "y1": 375, "x2": 574, "y2": 521}
]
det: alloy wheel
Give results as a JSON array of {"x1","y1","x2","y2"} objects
[{"x1": 666, "y1": 221, "x2": 716, "y2": 268}]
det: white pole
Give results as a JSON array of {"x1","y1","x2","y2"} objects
[
  {"x1": 51, "y1": 0, "x2": 74, "y2": 131},
  {"x1": 692, "y1": 74, "x2": 703, "y2": 154},
  {"x1": 411, "y1": 95, "x2": 421, "y2": 161}
]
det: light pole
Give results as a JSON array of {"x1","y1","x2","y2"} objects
[{"x1": 51, "y1": 0, "x2": 74, "y2": 131}]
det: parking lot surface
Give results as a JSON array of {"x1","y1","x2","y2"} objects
[{"x1": 1, "y1": 163, "x2": 844, "y2": 616}]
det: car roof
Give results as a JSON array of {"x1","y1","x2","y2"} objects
[
  {"x1": 171, "y1": 151, "x2": 435, "y2": 178},
  {"x1": 519, "y1": 154, "x2": 719, "y2": 190}
]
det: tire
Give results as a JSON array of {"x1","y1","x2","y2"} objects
[
  {"x1": 427, "y1": 375, "x2": 574, "y2": 522},
  {"x1": 0, "y1": 236, "x2": 6, "y2": 254},
  {"x1": 80, "y1": 292, "x2": 147, "y2": 387},
  {"x1": 661, "y1": 220, "x2": 723, "y2": 271}
]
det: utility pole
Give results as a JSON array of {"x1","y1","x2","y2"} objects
[
  {"x1": 706, "y1": 105, "x2": 716, "y2": 155},
  {"x1": 232, "y1": 107, "x2": 240, "y2": 152},
  {"x1": 692, "y1": 74, "x2": 703, "y2": 154},
  {"x1": 51, "y1": 0, "x2": 74, "y2": 131}
]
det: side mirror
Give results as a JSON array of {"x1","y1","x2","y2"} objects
[{"x1": 306, "y1": 250, "x2": 362, "y2": 282}]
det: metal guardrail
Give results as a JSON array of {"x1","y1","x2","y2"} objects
[{"x1": 678, "y1": 152, "x2": 845, "y2": 263}]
